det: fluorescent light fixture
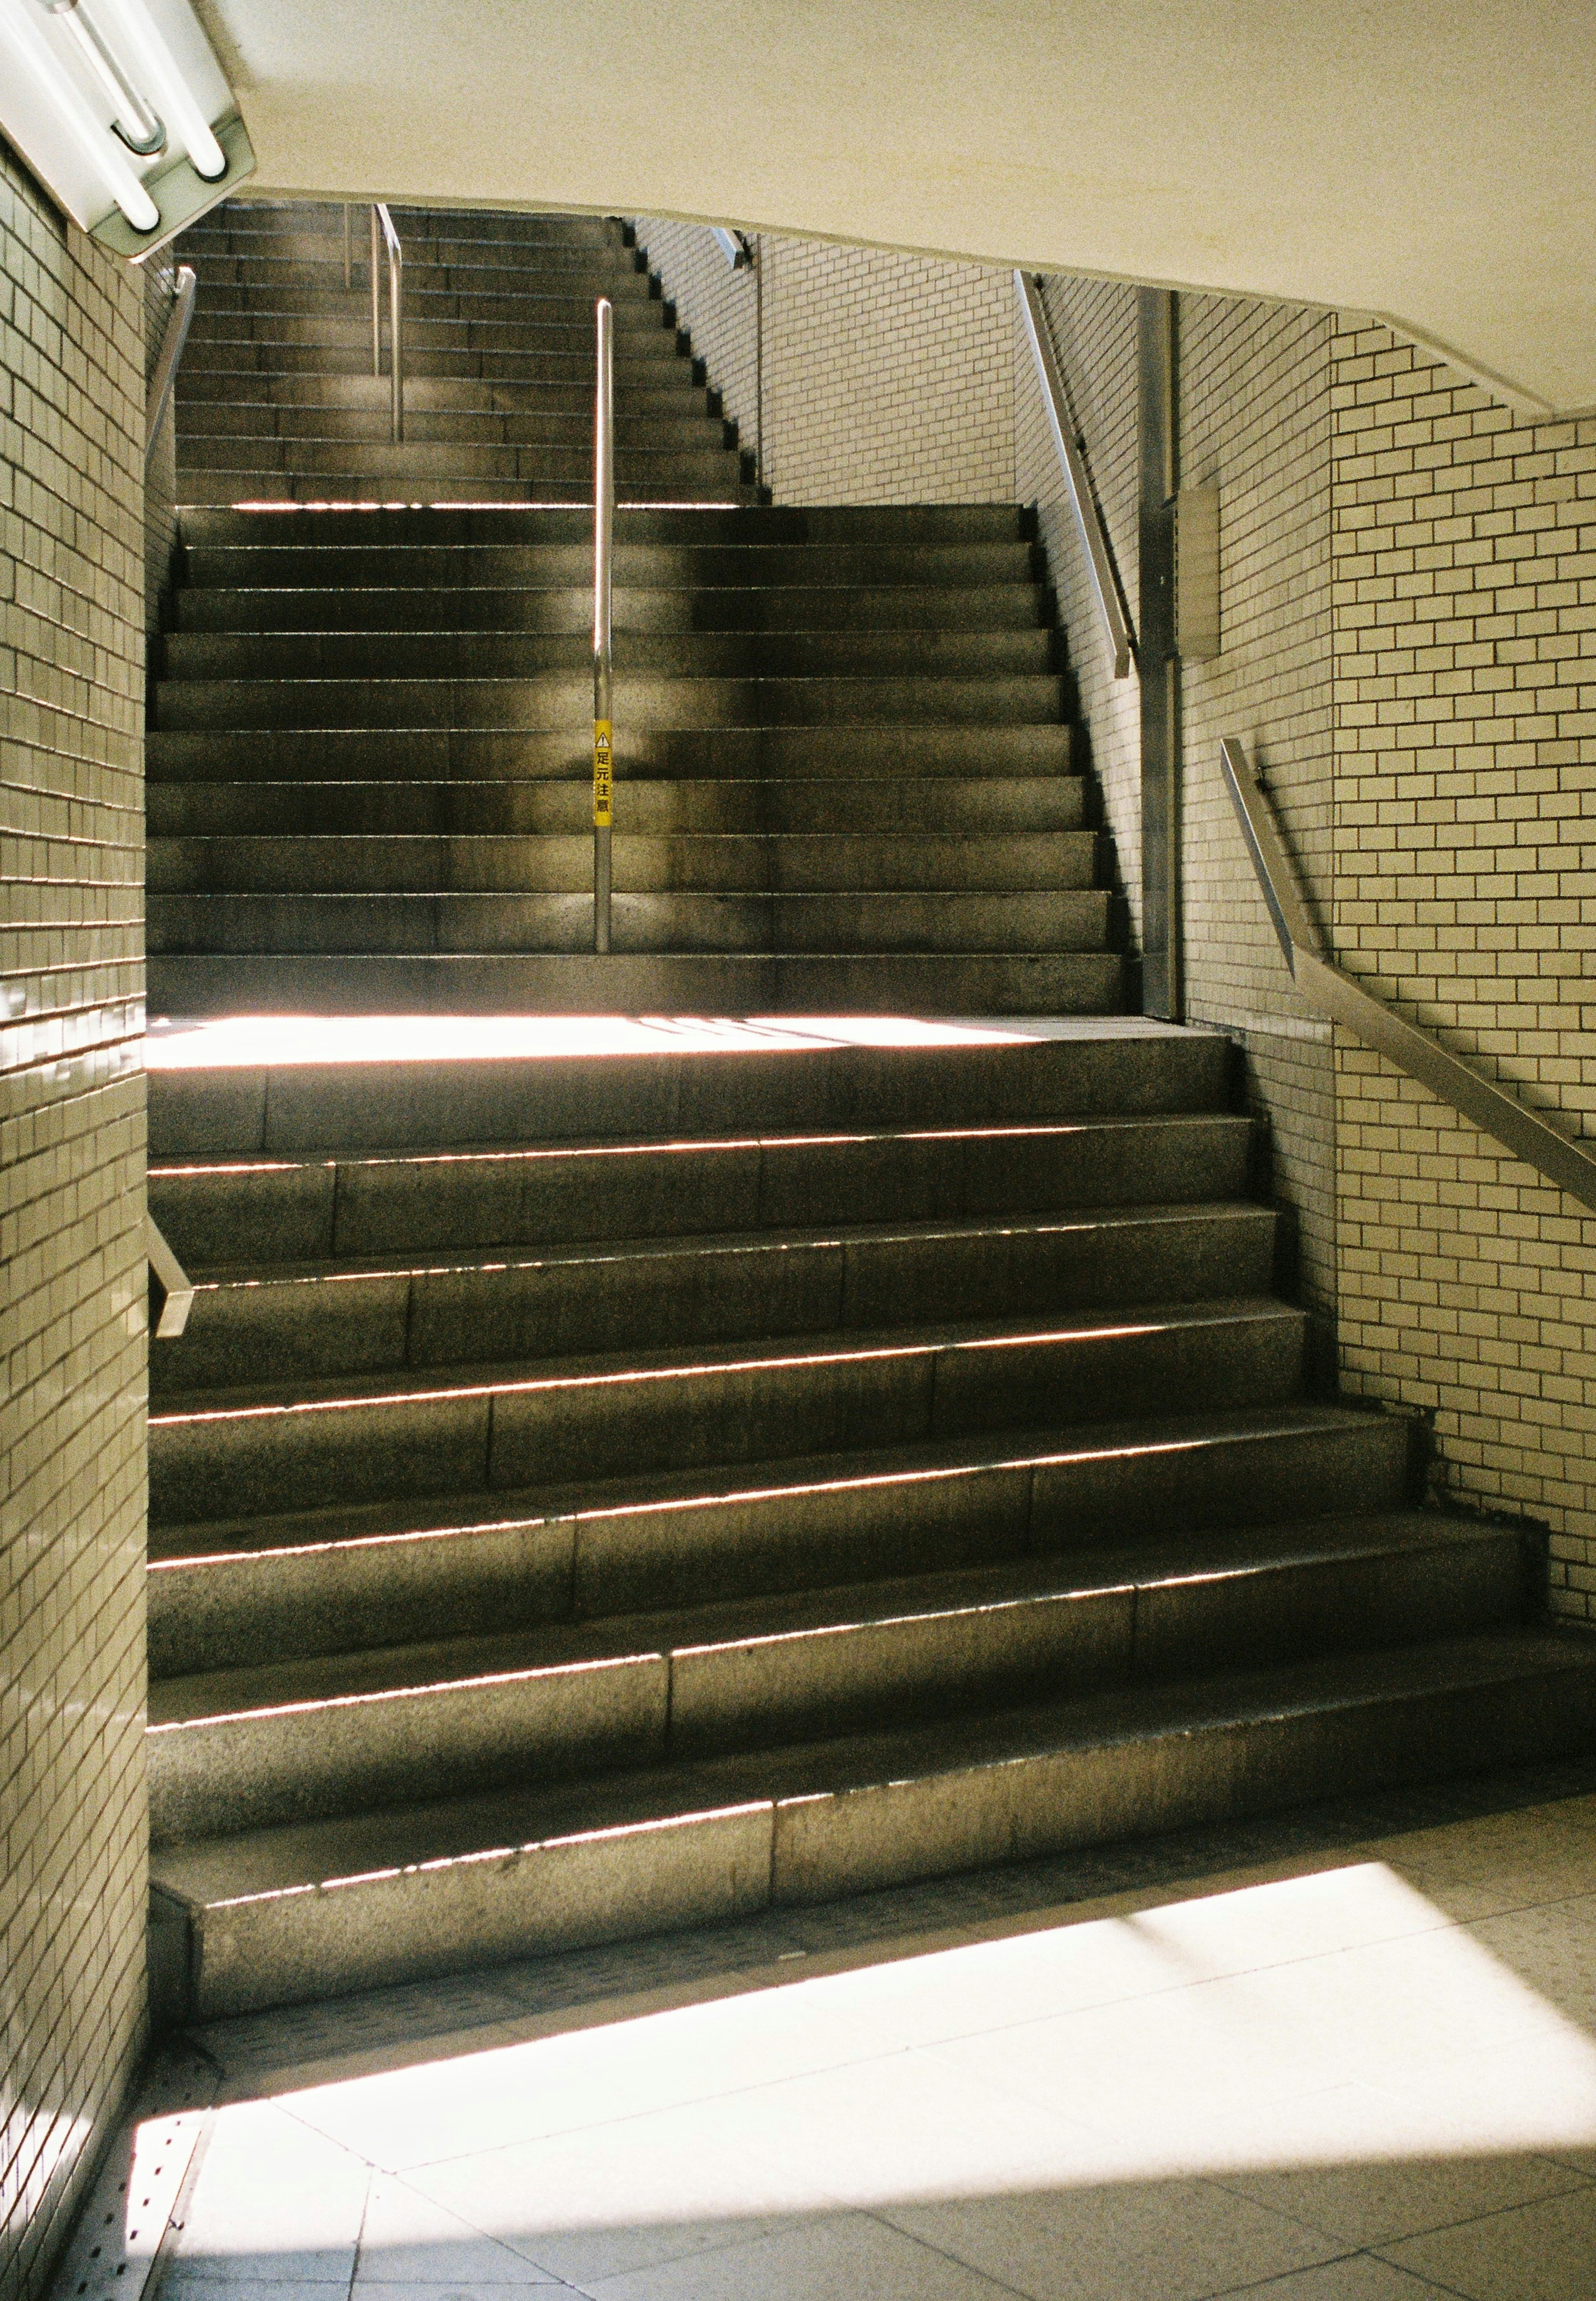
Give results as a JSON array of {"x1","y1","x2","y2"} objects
[
  {"x1": 93, "y1": 0, "x2": 225, "y2": 178},
  {"x1": 0, "y1": 0, "x2": 251, "y2": 254},
  {"x1": 0, "y1": 0, "x2": 158, "y2": 229}
]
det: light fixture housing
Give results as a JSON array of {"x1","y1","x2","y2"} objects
[{"x1": 0, "y1": 0, "x2": 253, "y2": 259}]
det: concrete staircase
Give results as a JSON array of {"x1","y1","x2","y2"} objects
[
  {"x1": 151, "y1": 199, "x2": 1119, "y2": 1015},
  {"x1": 145, "y1": 1027, "x2": 1596, "y2": 2023},
  {"x1": 173, "y1": 202, "x2": 755, "y2": 505},
  {"x1": 146, "y1": 502, "x2": 1118, "y2": 1015}
]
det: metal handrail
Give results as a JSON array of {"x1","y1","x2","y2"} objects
[
  {"x1": 1220, "y1": 734, "x2": 1596, "y2": 1215},
  {"x1": 593, "y1": 296, "x2": 614, "y2": 953},
  {"x1": 1015, "y1": 271, "x2": 1135, "y2": 680},
  {"x1": 370, "y1": 202, "x2": 403, "y2": 442},
  {"x1": 144, "y1": 263, "x2": 196, "y2": 467},
  {"x1": 147, "y1": 1213, "x2": 194, "y2": 1340},
  {"x1": 711, "y1": 227, "x2": 755, "y2": 271}
]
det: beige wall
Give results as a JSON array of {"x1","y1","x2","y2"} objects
[
  {"x1": 1328, "y1": 323, "x2": 1596, "y2": 1621},
  {"x1": 1, "y1": 145, "x2": 148, "y2": 2301}
]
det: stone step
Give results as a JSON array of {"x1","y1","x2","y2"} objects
[
  {"x1": 149, "y1": 1203, "x2": 1271, "y2": 1394},
  {"x1": 147, "y1": 1295, "x2": 1305, "y2": 1527},
  {"x1": 178, "y1": 543, "x2": 1039, "y2": 589},
  {"x1": 190, "y1": 286, "x2": 667, "y2": 330},
  {"x1": 147, "y1": 948, "x2": 1126, "y2": 1015},
  {"x1": 160, "y1": 629, "x2": 1058, "y2": 680},
  {"x1": 177, "y1": 372, "x2": 709, "y2": 415},
  {"x1": 145, "y1": 774, "x2": 1089, "y2": 838},
  {"x1": 174, "y1": 474, "x2": 755, "y2": 509},
  {"x1": 176, "y1": 438, "x2": 741, "y2": 482},
  {"x1": 147, "y1": 726, "x2": 1074, "y2": 791},
  {"x1": 182, "y1": 313, "x2": 686, "y2": 355},
  {"x1": 148, "y1": 1626, "x2": 1596, "y2": 2019},
  {"x1": 149, "y1": 1112, "x2": 1250, "y2": 1268},
  {"x1": 146, "y1": 1511, "x2": 1523, "y2": 1847},
  {"x1": 150, "y1": 673, "x2": 1068, "y2": 731},
  {"x1": 146, "y1": 1025, "x2": 1228, "y2": 1159},
  {"x1": 176, "y1": 406, "x2": 730, "y2": 451},
  {"x1": 146, "y1": 1402, "x2": 1410, "y2": 1675},
  {"x1": 175, "y1": 504, "x2": 1031, "y2": 547},
  {"x1": 148, "y1": 890, "x2": 1112, "y2": 957},
  {"x1": 148, "y1": 829, "x2": 1096, "y2": 895},
  {"x1": 184, "y1": 255, "x2": 654, "y2": 296},
  {"x1": 175, "y1": 344, "x2": 705, "y2": 385},
  {"x1": 167, "y1": 585, "x2": 1049, "y2": 634}
]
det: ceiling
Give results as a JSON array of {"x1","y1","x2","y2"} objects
[{"x1": 201, "y1": 0, "x2": 1596, "y2": 414}]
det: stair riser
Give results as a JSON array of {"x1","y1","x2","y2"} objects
[
  {"x1": 149, "y1": 832, "x2": 1099, "y2": 895},
  {"x1": 151, "y1": 675, "x2": 1068, "y2": 732},
  {"x1": 169, "y1": 587, "x2": 1049, "y2": 636},
  {"x1": 150, "y1": 1117, "x2": 1253, "y2": 1264},
  {"x1": 176, "y1": 445, "x2": 742, "y2": 482},
  {"x1": 175, "y1": 479, "x2": 756, "y2": 509},
  {"x1": 176, "y1": 505, "x2": 1030, "y2": 546},
  {"x1": 148, "y1": 1307, "x2": 1305, "y2": 1525},
  {"x1": 147, "y1": 725, "x2": 1074, "y2": 782},
  {"x1": 148, "y1": 1414, "x2": 1412, "y2": 1675},
  {"x1": 176, "y1": 549, "x2": 1039, "y2": 589},
  {"x1": 150, "y1": 1212, "x2": 1275, "y2": 1392},
  {"x1": 148, "y1": 892, "x2": 1111, "y2": 957},
  {"x1": 189, "y1": 288, "x2": 664, "y2": 324},
  {"x1": 178, "y1": 378, "x2": 709, "y2": 415},
  {"x1": 147, "y1": 777, "x2": 1088, "y2": 839},
  {"x1": 167, "y1": 1650, "x2": 1596, "y2": 2019},
  {"x1": 160, "y1": 634, "x2": 1056, "y2": 677},
  {"x1": 148, "y1": 1036, "x2": 1229, "y2": 1158},
  {"x1": 177, "y1": 413, "x2": 730, "y2": 449}
]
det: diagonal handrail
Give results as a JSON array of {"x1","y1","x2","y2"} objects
[
  {"x1": 147, "y1": 1213, "x2": 194, "y2": 1339},
  {"x1": 370, "y1": 202, "x2": 404, "y2": 442},
  {"x1": 1014, "y1": 271, "x2": 1135, "y2": 680},
  {"x1": 144, "y1": 262, "x2": 196, "y2": 467},
  {"x1": 1220, "y1": 734, "x2": 1596, "y2": 1214}
]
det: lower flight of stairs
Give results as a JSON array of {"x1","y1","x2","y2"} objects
[
  {"x1": 145, "y1": 1025, "x2": 1596, "y2": 2023},
  {"x1": 147, "y1": 502, "x2": 1121, "y2": 1017}
]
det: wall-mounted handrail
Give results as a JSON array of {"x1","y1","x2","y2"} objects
[
  {"x1": 710, "y1": 226, "x2": 755, "y2": 271},
  {"x1": 370, "y1": 202, "x2": 403, "y2": 442},
  {"x1": 1220, "y1": 734, "x2": 1596, "y2": 1215},
  {"x1": 147, "y1": 1213, "x2": 194, "y2": 1339},
  {"x1": 592, "y1": 295, "x2": 614, "y2": 953},
  {"x1": 144, "y1": 262, "x2": 196, "y2": 467},
  {"x1": 1015, "y1": 270, "x2": 1135, "y2": 680}
]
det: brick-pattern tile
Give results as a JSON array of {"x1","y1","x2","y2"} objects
[
  {"x1": 634, "y1": 224, "x2": 1015, "y2": 505},
  {"x1": 1329, "y1": 320, "x2": 1596, "y2": 1618},
  {"x1": 1, "y1": 149, "x2": 148, "y2": 2301}
]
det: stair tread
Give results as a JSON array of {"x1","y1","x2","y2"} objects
[
  {"x1": 145, "y1": 1399, "x2": 1401, "y2": 1565},
  {"x1": 150, "y1": 1626, "x2": 1596, "y2": 1907},
  {"x1": 149, "y1": 1293, "x2": 1301, "y2": 1421},
  {"x1": 175, "y1": 1199, "x2": 1263, "y2": 1280},
  {"x1": 149, "y1": 1509, "x2": 1507, "y2": 1724}
]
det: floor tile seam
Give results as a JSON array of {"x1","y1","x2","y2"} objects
[
  {"x1": 1195, "y1": 2151, "x2": 1596, "y2": 2257},
  {"x1": 1206, "y1": 2246, "x2": 1454, "y2": 2297},
  {"x1": 852, "y1": 2203, "x2": 1049, "y2": 2300}
]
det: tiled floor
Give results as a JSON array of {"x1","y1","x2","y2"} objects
[{"x1": 128, "y1": 1762, "x2": 1596, "y2": 2301}]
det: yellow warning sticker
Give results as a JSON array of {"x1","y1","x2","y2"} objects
[{"x1": 593, "y1": 719, "x2": 613, "y2": 827}]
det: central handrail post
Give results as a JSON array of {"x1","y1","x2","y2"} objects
[
  {"x1": 592, "y1": 295, "x2": 614, "y2": 954},
  {"x1": 371, "y1": 202, "x2": 403, "y2": 442},
  {"x1": 370, "y1": 203, "x2": 381, "y2": 376}
]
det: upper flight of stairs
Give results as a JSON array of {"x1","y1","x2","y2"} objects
[
  {"x1": 151, "y1": 201, "x2": 1123, "y2": 1015},
  {"x1": 144, "y1": 1028, "x2": 1596, "y2": 2023},
  {"x1": 174, "y1": 202, "x2": 755, "y2": 505}
]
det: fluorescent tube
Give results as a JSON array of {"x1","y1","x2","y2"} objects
[
  {"x1": 0, "y1": 0, "x2": 159, "y2": 229},
  {"x1": 46, "y1": 0, "x2": 164, "y2": 154},
  {"x1": 90, "y1": 0, "x2": 224, "y2": 177}
]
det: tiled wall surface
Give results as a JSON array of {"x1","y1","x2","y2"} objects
[
  {"x1": 634, "y1": 225, "x2": 1015, "y2": 504},
  {"x1": 1328, "y1": 323, "x2": 1596, "y2": 1617},
  {"x1": 1, "y1": 148, "x2": 148, "y2": 2301},
  {"x1": 1178, "y1": 296, "x2": 1340, "y2": 1343}
]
